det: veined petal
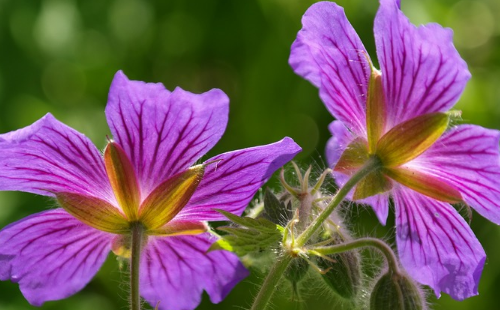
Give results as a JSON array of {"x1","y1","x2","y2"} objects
[
  {"x1": 326, "y1": 121, "x2": 356, "y2": 170},
  {"x1": 104, "y1": 142, "x2": 140, "y2": 220},
  {"x1": 384, "y1": 167, "x2": 462, "y2": 203},
  {"x1": 176, "y1": 138, "x2": 301, "y2": 222},
  {"x1": 0, "y1": 209, "x2": 112, "y2": 306},
  {"x1": 409, "y1": 125, "x2": 500, "y2": 224},
  {"x1": 361, "y1": 194, "x2": 390, "y2": 226},
  {"x1": 0, "y1": 114, "x2": 113, "y2": 202},
  {"x1": 139, "y1": 165, "x2": 205, "y2": 230},
  {"x1": 57, "y1": 192, "x2": 130, "y2": 233},
  {"x1": 377, "y1": 112, "x2": 449, "y2": 167},
  {"x1": 326, "y1": 122, "x2": 390, "y2": 225},
  {"x1": 140, "y1": 234, "x2": 248, "y2": 310},
  {"x1": 148, "y1": 220, "x2": 207, "y2": 236},
  {"x1": 105, "y1": 71, "x2": 228, "y2": 198},
  {"x1": 289, "y1": 2, "x2": 370, "y2": 136},
  {"x1": 374, "y1": 0, "x2": 470, "y2": 128},
  {"x1": 393, "y1": 188, "x2": 485, "y2": 300}
]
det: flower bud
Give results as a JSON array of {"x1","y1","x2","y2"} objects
[
  {"x1": 317, "y1": 247, "x2": 361, "y2": 300},
  {"x1": 318, "y1": 213, "x2": 362, "y2": 300},
  {"x1": 370, "y1": 272, "x2": 426, "y2": 310}
]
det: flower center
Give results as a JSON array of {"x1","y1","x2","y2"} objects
[
  {"x1": 333, "y1": 66, "x2": 461, "y2": 203},
  {"x1": 56, "y1": 141, "x2": 208, "y2": 236}
]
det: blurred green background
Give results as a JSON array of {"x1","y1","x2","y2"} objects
[{"x1": 1, "y1": 0, "x2": 500, "y2": 309}]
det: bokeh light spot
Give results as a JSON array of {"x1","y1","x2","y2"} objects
[
  {"x1": 33, "y1": 0, "x2": 81, "y2": 55},
  {"x1": 447, "y1": 0, "x2": 494, "y2": 49}
]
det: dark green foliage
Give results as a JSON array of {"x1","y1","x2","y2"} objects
[
  {"x1": 285, "y1": 257, "x2": 310, "y2": 284},
  {"x1": 263, "y1": 188, "x2": 292, "y2": 225},
  {"x1": 209, "y1": 210, "x2": 284, "y2": 256}
]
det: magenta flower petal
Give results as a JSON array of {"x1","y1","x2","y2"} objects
[
  {"x1": 326, "y1": 121, "x2": 390, "y2": 224},
  {"x1": 177, "y1": 137, "x2": 301, "y2": 222},
  {"x1": 292, "y1": 1, "x2": 493, "y2": 300},
  {"x1": 140, "y1": 234, "x2": 248, "y2": 310},
  {"x1": 1, "y1": 71, "x2": 300, "y2": 308},
  {"x1": 325, "y1": 121, "x2": 354, "y2": 169},
  {"x1": 0, "y1": 209, "x2": 112, "y2": 306},
  {"x1": 393, "y1": 188, "x2": 485, "y2": 300},
  {"x1": 409, "y1": 125, "x2": 500, "y2": 224},
  {"x1": 0, "y1": 114, "x2": 113, "y2": 202},
  {"x1": 289, "y1": 2, "x2": 370, "y2": 136},
  {"x1": 360, "y1": 194, "x2": 390, "y2": 225},
  {"x1": 374, "y1": 0, "x2": 470, "y2": 128},
  {"x1": 106, "y1": 71, "x2": 229, "y2": 196}
]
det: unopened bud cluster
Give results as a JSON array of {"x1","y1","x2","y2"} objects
[{"x1": 258, "y1": 163, "x2": 427, "y2": 309}]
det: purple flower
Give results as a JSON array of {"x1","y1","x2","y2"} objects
[
  {"x1": 0, "y1": 71, "x2": 301, "y2": 309},
  {"x1": 290, "y1": 0, "x2": 500, "y2": 301}
]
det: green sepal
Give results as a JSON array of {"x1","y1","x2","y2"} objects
[
  {"x1": 207, "y1": 209, "x2": 284, "y2": 256},
  {"x1": 353, "y1": 168, "x2": 392, "y2": 200},
  {"x1": 139, "y1": 164, "x2": 204, "y2": 231},
  {"x1": 57, "y1": 192, "x2": 130, "y2": 234},
  {"x1": 376, "y1": 112, "x2": 449, "y2": 167},
  {"x1": 384, "y1": 167, "x2": 462, "y2": 203},
  {"x1": 334, "y1": 137, "x2": 369, "y2": 173},
  {"x1": 366, "y1": 69, "x2": 386, "y2": 154},
  {"x1": 104, "y1": 141, "x2": 141, "y2": 221}
]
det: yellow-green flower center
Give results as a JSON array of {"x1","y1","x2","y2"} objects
[
  {"x1": 334, "y1": 66, "x2": 462, "y2": 203},
  {"x1": 56, "y1": 141, "x2": 207, "y2": 237}
]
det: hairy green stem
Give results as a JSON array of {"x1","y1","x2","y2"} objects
[
  {"x1": 130, "y1": 222, "x2": 144, "y2": 310},
  {"x1": 296, "y1": 156, "x2": 381, "y2": 246},
  {"x1": 310, "y1": 237, "x2": 400, "y2": 274},
  {"x1": 250, "y1": 254, "x2": 293, "y2": 310},
  {"x1": 250, "y1": 157, "x2": 382, "y2": 310}
]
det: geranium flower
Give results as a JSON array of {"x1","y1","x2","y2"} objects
[
  {"x1": 289, "y1": 0, "x2": 500, "y2": 300},
  {"x1": 0, "y1": 71, "x2": 301, "y2": 309}
]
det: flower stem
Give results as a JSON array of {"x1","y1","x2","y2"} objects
[
  {"x1": 250, "y1": 254, "x2": 293, "y2": 310},
  {"x1": 296, "y1": 156, "x2": 381, "y2": 246},
  {"x1": 250, "y1": 156, "x2": 382, "y2": 310},
  {"x1": 309, "y1": 237, "x2": 400, "y2": 274},
  {"x1": 130, "y1": 222, "x2": 144, "y2": 310}
]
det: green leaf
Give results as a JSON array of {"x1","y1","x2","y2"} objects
[
  {"x1": 263, "y1": 188, "x2": 292, "y2": 225},
  {"x1": 207, "y1": 209, "x2": 284, "y2": 256}
]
